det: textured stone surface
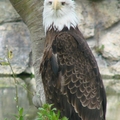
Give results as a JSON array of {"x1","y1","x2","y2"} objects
[
  {"x1": 76, "y1": 0, "x2": 120, "y2": 38},
  {"x1": 110, "y1": 62, "x2": 120, "y2": 75},
  {"x1": 99, "y1": 23, "x2": 120, "y2": 61},
  {"x1": 0, "y1": 77, "x2": 37, "y2": 120},
  {"x1": 0, "y1": 0, "x2": 120, "y2": 76},
  {"x1": 103, "y1": 79, "x2": 120, "y2": 120},
  {"x1": 76, "y1": 0, "x2": 120, "y2": 77},
  {"x1": 0, "y1": 0, "x2": 21, "y2": 23},
  {"x1": 0, "y1": 22, "x2": 31, "y2": 74}
]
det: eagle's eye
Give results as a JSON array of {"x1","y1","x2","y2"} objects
[
  {"x1": 61, "y1": 2, "x2": 66, "y2": 6},
  {"x1": 48, "y1": 1, "x2": 52, "y2": 5}
]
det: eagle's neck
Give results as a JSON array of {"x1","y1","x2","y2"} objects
[{"x1": 43, "y1": 10, "x2": 79, "y2": 34}]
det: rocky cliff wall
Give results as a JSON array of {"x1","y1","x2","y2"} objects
[
  {"x1": 75, "y1": 0, "x2": 120, "y2": 77},
  {"x1": 0, "y1": 0, "x2": 31, "y2": 74},
  {"x1": 0, "y1": 0, "x2": 120, "y2": 77}
]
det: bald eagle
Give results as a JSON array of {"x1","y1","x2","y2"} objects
[{"x1": 40, "y1": 0, "x2": 107, "y2": 120}]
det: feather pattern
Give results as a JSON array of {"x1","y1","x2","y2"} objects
[{"x1": 40, "y1": 27, "x2": 106, "y2": 120}]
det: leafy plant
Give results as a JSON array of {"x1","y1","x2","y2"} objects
[
  {"x1": 14, "y1": 107, "x2": 25, "y2": 120},
  {"x1": 95, "y1": 44, "x2": 104, "y2": 54},
  {"x1": 36, "y1": 104, "x2": 68, "y2": 120}
]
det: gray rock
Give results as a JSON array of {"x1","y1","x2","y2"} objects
[
  {"x1": 0, "y1": 0, "x2": 120, "y2": 77},
  {"x1": 0, "y1": 22, "x2": 31, "y2": 74},
  {"x1": 76, "y1": 0, "x2": 95, "y2": 38},
  {"x1": 0, "y1": 0, "x2": 21, "y2": 24},
  {"x1": 103, "y1": 79, "x2": 120, "y2": 120},
  {"x1": 110, "y1": 62, "x2": 120, "y2": 75},
  {"x1": 77, "y1": 0, "x2": 120, "y2": 77},
  {"x1": 99, "y1": 23, "x2": 120, "y2": 61},
  {"x1": 76, "y1": 0, "x2": 120, "y2": 38},
  {"x1": 0, "y1": 77, "x2": 37, "y2": 120}
]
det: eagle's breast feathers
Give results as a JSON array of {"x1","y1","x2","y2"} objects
[{"x1": 40, "y1": 27, "x2": 106, "y2": 120}]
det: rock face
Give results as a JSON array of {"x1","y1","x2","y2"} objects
[
  {"x1": 75, "y1": 0, "x2": 120, "y2": 77},
  {"x1": 103, "y1": 79, "x2": 120, "y2": 120},
  {"x1": 0, "y1": 22, "x2": 31, "y2": 74},
  {"x1": 0, "y1": 0, "x2": 120, "y2": 76},
  {"x1": 0, "y1": 0, "x2": 21, "y2": 23},
  {"x1": 0, "y1": 77, "x2": 37, "y2": 120},
  {"x1": 0, "y1": 0, "x2": 31, "y2": 74}
]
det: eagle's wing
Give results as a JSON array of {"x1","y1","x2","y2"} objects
[
  {"x1": 51, "y1": 31, "x2": 106, "y2": 120},
  {"x1": 40, "y1": 30, "x2": 106, "y2": 120}
]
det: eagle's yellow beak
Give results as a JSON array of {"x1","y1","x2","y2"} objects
[{"x1": 53, "y1": 0, "x2": 61, "y2": 10}]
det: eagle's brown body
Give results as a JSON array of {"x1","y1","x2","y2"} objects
[{"x1": 40, "y1": 27, "x2": 106, "y2": 120}]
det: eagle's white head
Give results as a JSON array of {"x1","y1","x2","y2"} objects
[{"x1": 43, "y1": 0, "x2": 79, "y2": 33}]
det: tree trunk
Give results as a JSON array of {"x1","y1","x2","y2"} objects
[{"x1": 9, "y1": 0, "x2": 46, "y2": 107}]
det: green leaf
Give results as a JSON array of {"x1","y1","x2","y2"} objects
[
  {"x1": 0, "y1": 62, "x2": 10, "y2": 65},
  {"x1": 56, "y1": 111, "x2": 60, "y2": 119},
  {"x1": 7, "y1": 50, "x2": 13, "y2": 59},
  {"x1": 52, "y1": 107, "x2": 57, "y2": 111},
  {"x1": 14, "y1": 114, "x2": 18, "y2": 118},
  {"x1": 19, "y1": 116, "x2": 24, "y2": 120},
  {"x1": 61, "y1": 116, "x2": 68, "y2": 120},
  {"x1": 19, "y1": 107, "x2": 23, "y2": 116},
  {"x1": 36, "y1": 104, "x2": 68, "y2": 120}
]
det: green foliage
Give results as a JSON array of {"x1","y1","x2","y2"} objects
[
  {"x1": 0, "y1": 58, "x2": 9, "y2": 65},
  {"x1": 5, "y1": 104, "x2": 68, "y2": 120},
  {"x1": 4, "y1": 107, "x2": 25, "y2": 120},
  {"x1": 0, "y1": 49, "x2": 13, "y2": 65},
  {"x1": 14, "y1": 107, "x2": 25, "y2": 120},
  {"x1": 0, "y1": 61, "x2": 10, "y2": 65},
  {"x1": 36, "y1": 104, "x2": 68, "y2": 120},
  {"x1": 95, "y1": 45, "x2": 104, "y2": 54}
]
